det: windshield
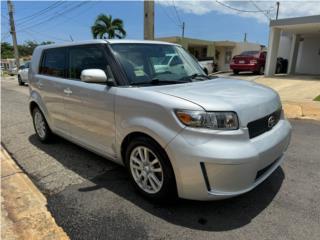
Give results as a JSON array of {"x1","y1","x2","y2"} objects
[
  {"x1": 240, "y1": 51, "x2": 259, "y2": 56},
  {"x1": 110, "y1": 43, "x2": 205, "y2": 85}
]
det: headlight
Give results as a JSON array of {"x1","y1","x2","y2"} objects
[{"x1": 175, "y1": 110, "x2": 239, "y2": 130}]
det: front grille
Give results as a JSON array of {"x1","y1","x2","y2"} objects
[{"x1": 247, "y1": 108, "x2": 281, "y2": 139}]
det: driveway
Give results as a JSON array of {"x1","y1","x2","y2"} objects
[{"x1": 1, "y1": 77, "x2": 320, "y2": 240}]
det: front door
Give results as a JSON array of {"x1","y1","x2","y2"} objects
[{"x1": 63, "y1": 44, "x2": 116, "y2": 158}]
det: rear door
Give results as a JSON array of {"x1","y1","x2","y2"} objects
[
  {"x1": 37, "y1": 47, "x2": 69, "y2": 133},
  {"x1": 63, "y1": 44, "x2": 116, "y2": 157}
]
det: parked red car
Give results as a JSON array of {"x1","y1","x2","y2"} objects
[{"x1": 230, "y1": 51, "x2": 266, "y2": 75}]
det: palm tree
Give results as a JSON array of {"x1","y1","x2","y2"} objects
[{"x1": 91, "y1": 14, "x2": 126, "y2": 39}]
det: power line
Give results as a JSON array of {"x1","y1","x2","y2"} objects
[
  {"x1": 16, "y1": 2, "x2": 88, "y2": 31},
  {"x1": 216, "y1": 0, "x2": 271, "y2": 13},
  {"x1": 15, "y1": 1, "x2": 64, "y2": 23},
  {"x1": 172, "y1": 0, "x2": 182, "y2": 25},
  {"x1": 15, "y1": 1, "x2": 70, "y2": 28},
  {"x1": 250, "y1": 1, "x2": 272, "y2": 20},
  {"x1": 156, "y1": 0, "x2": 180, "y2": 27}
]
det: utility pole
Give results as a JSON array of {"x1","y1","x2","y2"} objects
[
  {"x1": 244, "y1": 32, "x2": 247, "y2": 42},
  {"x1": 144, "y1": 0, "x2": 154, "y2": 40},
  {"x1": 276, "y1": 1, "x2": 280, "y2": 20},
  {"x1": 181, "y1": 22, "x2": 185, "y2": 39},
  {"x1": 7, "y1": 0, "x2": 20, "y2": 68}
]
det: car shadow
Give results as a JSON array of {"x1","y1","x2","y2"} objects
[{"x1": 29, "y1": 134, "x2": 284, "y2": 231}]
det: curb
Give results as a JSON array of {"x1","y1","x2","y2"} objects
[
  {"x1": 1, "y1": 146, "x2": 69, "y2": 240},
  {"x1": 283, "y1": 101, "x2": 320, "y2": 121}
]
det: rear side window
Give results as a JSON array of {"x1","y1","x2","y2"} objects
[
  {"x1": 39, "y1": 48, "x2": 66, "y2": 78},
  {"x1": 68, "y1": 45, "x2": 110, "y2": 80}
]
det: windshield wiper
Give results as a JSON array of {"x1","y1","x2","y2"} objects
[
  {"x1": 179, "y1": 73, "x2": 211, "y2": 82},
  {"x1": 130, "y1": 78, "x2": 191, "y2": 86}
]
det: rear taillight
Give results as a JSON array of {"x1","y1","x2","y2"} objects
[
  {"x1": 231, "y1": 59, "x2": 235, "y2": 64},
  {"x1": 250, "y1": 59, "x2": 258, "y2": 64}
]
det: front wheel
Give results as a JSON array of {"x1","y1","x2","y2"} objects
[
  {"x1": 125, "y1": 137, "x2": 177, "y2": 202},
  {"x1": 32, "y1": 107, "x2": 52, "y2": 143},
  {"x1": 18, "y1": 75, "x2": 24, "y2": 86}
]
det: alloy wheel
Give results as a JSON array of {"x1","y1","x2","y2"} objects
[
  {"x1": 129, "y1": 146, "x2": 164, "y2": 194},
  {"x1": 34, "y1": 111, "x2": 46, "y2": 138}
]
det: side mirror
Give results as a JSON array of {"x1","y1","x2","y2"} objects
[{"x1": 80, "y1": 69, "x2": 112, "y2": 84}]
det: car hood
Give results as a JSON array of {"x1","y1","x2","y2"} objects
[{"x1": 147, "y1": 78, "x2": 281, "y2": 126}]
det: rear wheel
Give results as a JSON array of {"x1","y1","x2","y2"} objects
[
  {"x1": 233, "y1": 70, "x2": 239, "y2": 75},
  {"x1": 32, "y1": 107, "x2": 52, "y2": 143},
  {"x1": 18, "y1": 75, "x2": 24, "y2": 86},
  {"x1": 125, "y1": 137, "x2": 177, "y2": 202},
  {"x1": 203, "y1": 68, "x2": 208, "y2": 75}
]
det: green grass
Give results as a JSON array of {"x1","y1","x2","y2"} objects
[{"x1": 314, "y1": 95, "x2": 320, "y2": 101}]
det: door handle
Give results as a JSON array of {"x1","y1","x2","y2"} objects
[{"x1": 63, "y1": 88, "x2": 72, "y2": 95}]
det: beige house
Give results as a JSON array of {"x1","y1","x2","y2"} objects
[{"x1": 157, "y1": 36, "x2": 265, "y2": 72}]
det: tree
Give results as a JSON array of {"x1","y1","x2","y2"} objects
[
  {"x1": 1, "y1": 42, "x2": 14, "y2": 58},
  {"x1": 91, "y1": 14, "x2": 126, "y2": 39},
  {"x1": 1, "y1": 41, "x2": 55, "y2": 59}
]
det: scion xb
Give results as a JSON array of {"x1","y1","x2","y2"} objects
[{"x1": 29, "y1": 40, "x2": 291, "y2": 201}]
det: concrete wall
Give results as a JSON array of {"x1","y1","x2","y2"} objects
[{"x1": 296, "y1": 36, "x2": 320, "y2": 75}]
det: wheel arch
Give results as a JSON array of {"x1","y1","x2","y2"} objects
[
  {"x1": 120, "y1": 131, "x2": 163, "y2": 165},
  {"x1": 120, "y1": 131, "x2": 178, "y2": 197}
]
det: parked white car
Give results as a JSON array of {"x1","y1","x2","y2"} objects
[
  {"x1": 17, "y1": 61, "x2": 30, "y2": 85},
  {"x1": 153, "y1": 53, "x2": 185, "y2": 76},
  {"x1": 198, "y1": 57, "x2": 217, "y2": 75}
]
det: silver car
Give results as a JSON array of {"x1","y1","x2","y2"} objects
[{"x1": 29, "y1": 40, "x2": 291, "y2": 201}]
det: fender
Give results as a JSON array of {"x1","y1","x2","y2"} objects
[
  {"x1": 115, "y1": 116, "x2": 184, "y2": 160},
  {"x1": 29, "y1": 90, "x2": 53, "y2": 129}
]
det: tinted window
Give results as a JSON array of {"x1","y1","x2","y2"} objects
[
  {"x1": 240, "y1": 51, "x2": 259, "y2": 56},
  {"x1": 40, "y1": 48, "x2": 66, "y2": 77},
  {"x1": 68, "y1": 45, "x2": 110, "y2": 80}
]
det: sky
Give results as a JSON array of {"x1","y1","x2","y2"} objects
[{"x1": 1, "y1": 0, "x2": 320, "y2": 46}]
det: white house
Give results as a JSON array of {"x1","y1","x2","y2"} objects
[{"x1": 265, "y1": 15, "x2": 320, "y2": 76}]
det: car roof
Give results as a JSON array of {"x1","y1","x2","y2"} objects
[{"x1": 35, "y1": 39, "x2": 179, "y2": 50}]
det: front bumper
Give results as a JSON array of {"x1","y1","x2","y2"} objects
[{"x1": 165, "y1": 119, "x2": 292, "y2": 200}]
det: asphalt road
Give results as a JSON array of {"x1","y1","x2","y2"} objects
[{"x1": 2, "y1": 77, "x2": 320, "y2": 240}]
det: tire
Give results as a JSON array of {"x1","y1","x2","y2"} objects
[
  {"x1": 32, "y1": 107, "x2": 52, "y2": 143},
  {"x1": 233, "y1": 70, "x2": 239, "y2": 75},
  {"x1": 203, "y1": 68, "x2": 208, "y2": 75},
  {"x1": 18, "y1": 75, "x2": 24, "y2": 86},
  {"x1": 125, "y1": 136, "x2": 177, "y2": 202}
]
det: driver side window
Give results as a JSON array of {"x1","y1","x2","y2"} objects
[{"x1": 68, "y1": 45, "x2": 113, "y2": 81}]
